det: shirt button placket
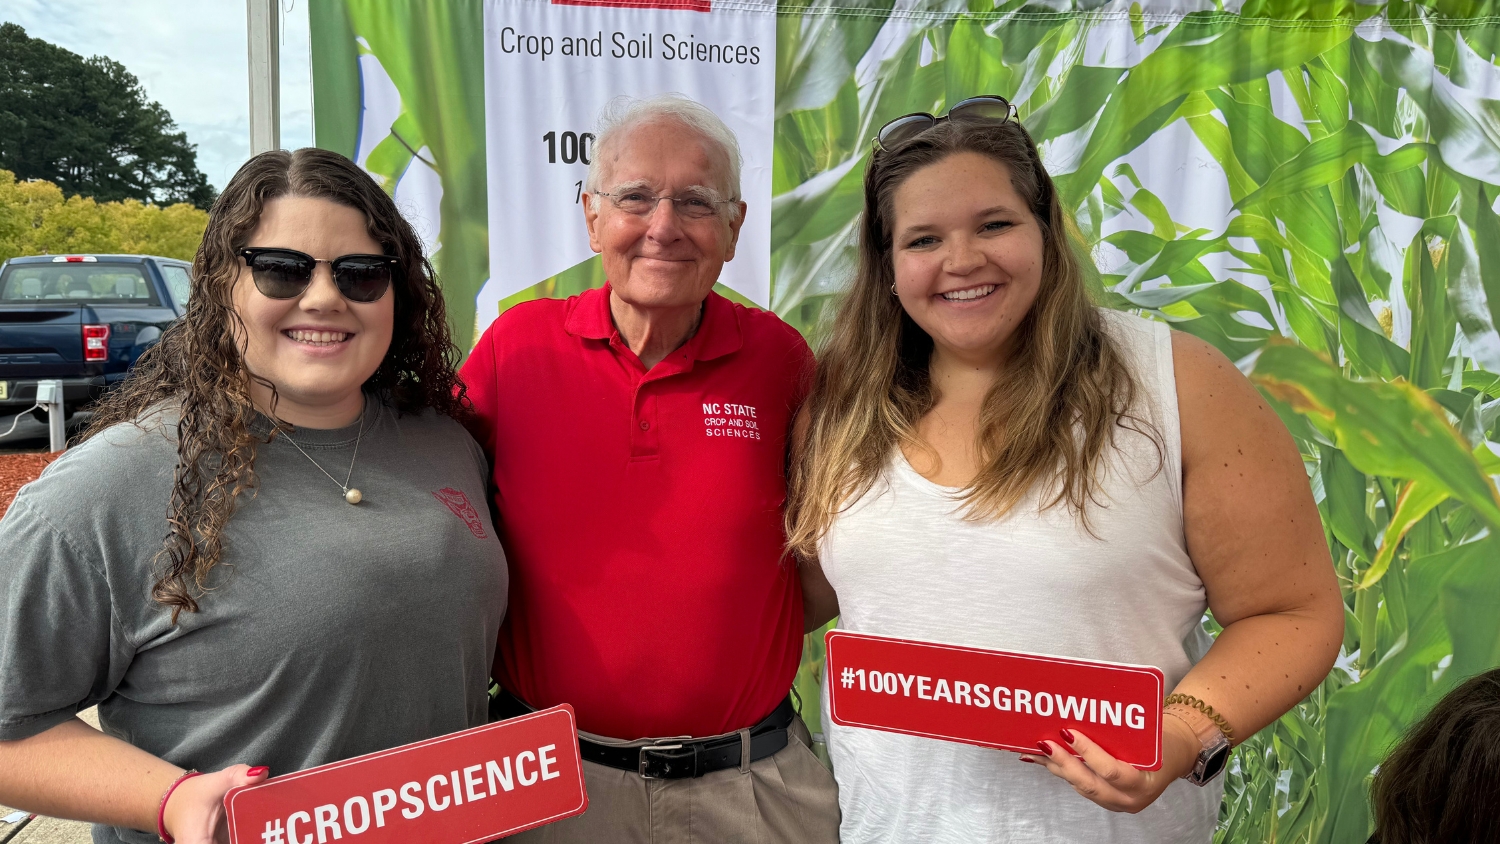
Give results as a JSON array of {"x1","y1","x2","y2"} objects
[{"x1": 632, "y1": 387, "x2": 660, "y2": 457}]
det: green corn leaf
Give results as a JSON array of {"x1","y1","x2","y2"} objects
[
  {"x1": 1234, "y1": 123, "x2": 1430, "y2": 211},
  {"x1": 770, "y1": 219, "x2": 859, "y2": 320},
  {"x1": 1428, "y1": 387, "x2": 1479, "y2": 422},
  {"x1": 1440, "y1": 531, "x2": 1500, "y2": 688},
  {"x1": 1461, "y1": 369, "x2": 1500, "y2": 396},
  {"x1": 1360, "y1": 480, "x2": 1448, "y2": 590},
  {"x1": 1348, "y1": 31, "x2": 1402, "y2": 140},
  {"x1": 775, "y1": 0, "x2": 894, "y2": 116},
  {"x1": 1469, "y1": 185, "x2": 1500, "y2": 338},
  {"x1": 1332, "y1": 255, "x2": 1411, "y2": 379},
  {"x1": 341, "y1": 0, "x2": 489, "y2": 350},
  {"x1": 1127, "y1": 187, "x2": 1178, "y2": 241},
  {"x1": 361, "y1": 110, "x2": 427, "y2": 188},
  {"x1": 1407, "y1": 229, "x2": 1454, "y2": 389},
  {"x1": 1277, "y1": 188, "x2": 1346, "y2": 264},
  {"x1": 1251, "y1": 341, "x2": 1500, "y2": 530},
  {"x1": 1445, "y1": 215, "x2": 1500, "y2": 372},
  {"x1": 1372, "y1": 166, "x2": 1429, "y2": 218},
  {"x1": 1161, "y1": 310, "x2": 1274, "y2": 361},
  {"x1": 1273, "y1": 280, "x2": 1337, "y2": 354},
  {"x1": 1117, "y1": 277, "x2": 1274, "y2": 338},
  {"x1": 1114, "y1": 282, "x2": 1219, "y2": 309},
  {"x1": 1206, "y1": 87, "x2": 1310, "y2": 186},
  {"x1": 1165, "y1": 260, "x2": 1219, "y2": 289},
  {"x1": 1185, "y1": 278, "x2": 1278, "y2": 324},
  {"x1": 1103, "y1": 228, "x2": 1164, "y2": 263},
  {"x1": 1185, "y1": 113, "x2": 1261, "y2": 203},
  {"x1": 1060, "y1": 16, "x2": 1352, "y2": 208},
  {"x1": 309, "y1": 1, "x2": 360, "y2": 157},
  {"x1": 1322, "y1": 447, "x2": 1377, "y2": 564},
  {"x1": 1225, "y1": 213, "x2": 1292, "y2": 252},
  {"x1": 1022, "y1": 65, "x2": 1123, "y2": 144},
  {"x1": 770, "y1": 153, "x2": 865, "y2": 253},
  {"x1": 945, "y1": 18, "x2": 1012, "y2": 114},
  {"x1": 1307, "y1": 53, "x2": 1352, "y2": 135},
  {"x1": 1120, "y1": 236, "x2": 1229, "y2": 288}
]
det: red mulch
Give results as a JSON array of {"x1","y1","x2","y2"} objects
[{"x1": 0, "y1": 452, "x2": 58, "y2": 521}]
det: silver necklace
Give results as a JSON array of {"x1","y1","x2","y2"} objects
[{"x1": 276, "y1": 409, "x2": 366, "y2": 504}]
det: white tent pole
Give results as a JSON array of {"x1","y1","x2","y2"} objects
[{"x1": 247, "y1": 0, "x2": 281, "y2": 156}]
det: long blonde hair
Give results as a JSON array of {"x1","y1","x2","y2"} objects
[{"x1": 785, "y1": 118, "x2": 1154, "y2": 560}]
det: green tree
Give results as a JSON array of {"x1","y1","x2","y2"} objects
[
  {"x1": 0, "y1": 22, "x2": 216, "y2": 211},
  {"x1": 0, "y1": 169, "x2": 206, "y2": 263}
]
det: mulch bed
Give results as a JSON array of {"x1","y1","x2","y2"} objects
[{"x1": 0, "y1": 452, "x2": 57, "y2": 521}]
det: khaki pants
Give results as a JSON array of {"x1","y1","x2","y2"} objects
[{"x1": 505, "y1": 718, "x2": 840, "y2": 844}]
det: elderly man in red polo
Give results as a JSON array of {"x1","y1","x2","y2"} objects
[{"x1": 459, "y1": 94, "x2": 839, "y2": 842}]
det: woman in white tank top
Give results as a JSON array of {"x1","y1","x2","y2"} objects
[{"x1": 785, "y1": 101, "x2": 1345, "y2": 843}]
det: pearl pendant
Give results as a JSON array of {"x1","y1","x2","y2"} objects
[{"x1": 345, "y1": 488, "x2": 363, "y2": 505}]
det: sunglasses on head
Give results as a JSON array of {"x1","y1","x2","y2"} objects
[
  {"x1": 238, "y1": 247, "x2": 397, "y2": 303},
  {"x1": 874, "y1": 95, "x2": 1018, "y2": 152}
]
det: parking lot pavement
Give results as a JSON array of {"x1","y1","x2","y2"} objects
[
  {"x1": 0, "y1": 709, "x2": 99, "y2": 844},
  {"x1": 0, "y1": 815, "x2": 92, "y2": 844},
  {"x1": 0, "y1": 412, "x2": 89, "y2": 455}
]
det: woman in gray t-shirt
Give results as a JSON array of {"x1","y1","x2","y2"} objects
[{"x1": 0, "y1": 148, "x2": 508, "y2": 844}]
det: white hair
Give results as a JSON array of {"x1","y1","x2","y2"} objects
[{"x1": 586, "y1": 94, "x2": 743, "y2": 220}]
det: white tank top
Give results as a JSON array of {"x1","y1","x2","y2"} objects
[{"x1": 819, "y1": 310, "x2": 1221, "y2": 843}]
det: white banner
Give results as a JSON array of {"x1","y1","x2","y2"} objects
[{"x1": 478, "y1": 0, "x2": 777, "y2": 333}]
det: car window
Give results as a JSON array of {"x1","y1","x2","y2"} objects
[
  {"x1": 0, "y1": 264, "x2": 158, "y2": 304},
  {"x1": 160, "y1": 264, "x2": 192, "y2": 309}
]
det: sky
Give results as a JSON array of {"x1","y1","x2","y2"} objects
[{"x1": 2, "y1": 0, "x2": 314, "y2": 192}]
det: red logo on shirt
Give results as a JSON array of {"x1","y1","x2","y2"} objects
[
  {"x1": 433, "y1": 488, "x2": 488, "y2": 539},
  {"x1": 552, "y1": 0, "x2": 710, "y2": 11}
]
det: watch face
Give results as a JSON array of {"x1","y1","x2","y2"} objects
[{"x1": 1201, "y1": 743, "x2": 1231, "y2": 781}]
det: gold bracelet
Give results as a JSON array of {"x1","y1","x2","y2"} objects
[{"x1": 1163, "y1": 693, "x2": 1234, "y2": 743}]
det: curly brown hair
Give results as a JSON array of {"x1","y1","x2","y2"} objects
[
  {"x1": 82, "y1": 148, "x2": 467, "y2": 622},
  {"x1": 1368, "y1": 668, "x2": 1500, "y2": 844}
]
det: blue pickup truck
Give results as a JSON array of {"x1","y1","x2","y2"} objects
[{"x1": 0, "y1": 254, "x2": 191, "y2": 421}]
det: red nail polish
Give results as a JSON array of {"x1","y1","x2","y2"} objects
[
  {"x1": 1020, "y1": 757, "x2": 1038, "y2": 764},
  {"x1": 1036, "y1": 742, "x2": 1052, "y2": 756},
  {"x1": 1060, "y1": 729, "x2": 1075, "y2": 744},
  {"x1": 247, "y1": 766, "x2": 269, "y2": 777}
]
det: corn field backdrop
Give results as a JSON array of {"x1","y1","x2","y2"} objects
[{"x1": 312, "y1": 2, "x2": 1500, "y2": 841}]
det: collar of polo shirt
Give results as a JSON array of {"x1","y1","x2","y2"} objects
[{"x1": 564, "y1": 281, "x2": 743, "y2": 366}]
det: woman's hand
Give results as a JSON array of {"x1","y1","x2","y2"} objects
[
  {"x1": 162, "y1": 764, "x2": 270, "y2": 844},
  {"x1": 1019, "y1": 715, "x2": 1200, "y2": 813}
]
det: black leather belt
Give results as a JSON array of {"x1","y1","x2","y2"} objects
[{"x1": 490, "y1": 690, "x2": 796, "y2": 780}]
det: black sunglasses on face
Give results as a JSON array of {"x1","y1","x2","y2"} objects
[
  {"x1": 874, "y1": 95, "x2": 1018, "y2": 152},
  {"x1": 238, "y1": 247, "x2": 397, "y2": 303}
]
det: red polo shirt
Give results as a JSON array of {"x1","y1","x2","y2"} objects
[{"x1": 460, "y1": 285, "x2": 813, "y2": 739}]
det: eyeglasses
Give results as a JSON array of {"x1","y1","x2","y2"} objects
[
  {"x1": 874, "y1": 95, "x2": 1018, "y2": 152},
  {"x1": 238, "y1": 247, "x2": 397, "y2": 303},
  {"x1": 597, "y1": 188, "x2": 738, "y2": 221}
]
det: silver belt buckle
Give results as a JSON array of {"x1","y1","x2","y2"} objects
[{"x1": 637, "y1": 743, "x2": 684, "y2": 779}]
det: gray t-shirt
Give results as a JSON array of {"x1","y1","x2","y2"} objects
[{"x1": 0, "y1": 397, "x2": 507, "y2": 844}]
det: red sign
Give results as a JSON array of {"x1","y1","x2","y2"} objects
[
  {"x1": 551, "y1": 0, "x2": 712, "y2": 13},
  {"x1": 225, "y1": 706, "x2": 588, "y2": 844},
  {"x1": 826, "y1": 631, "x2": 1165, "y2": 770}
]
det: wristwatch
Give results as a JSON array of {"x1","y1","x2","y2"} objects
[{"x1": 1165, "y1": 704, "x2": 1232, "y2": 786}]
